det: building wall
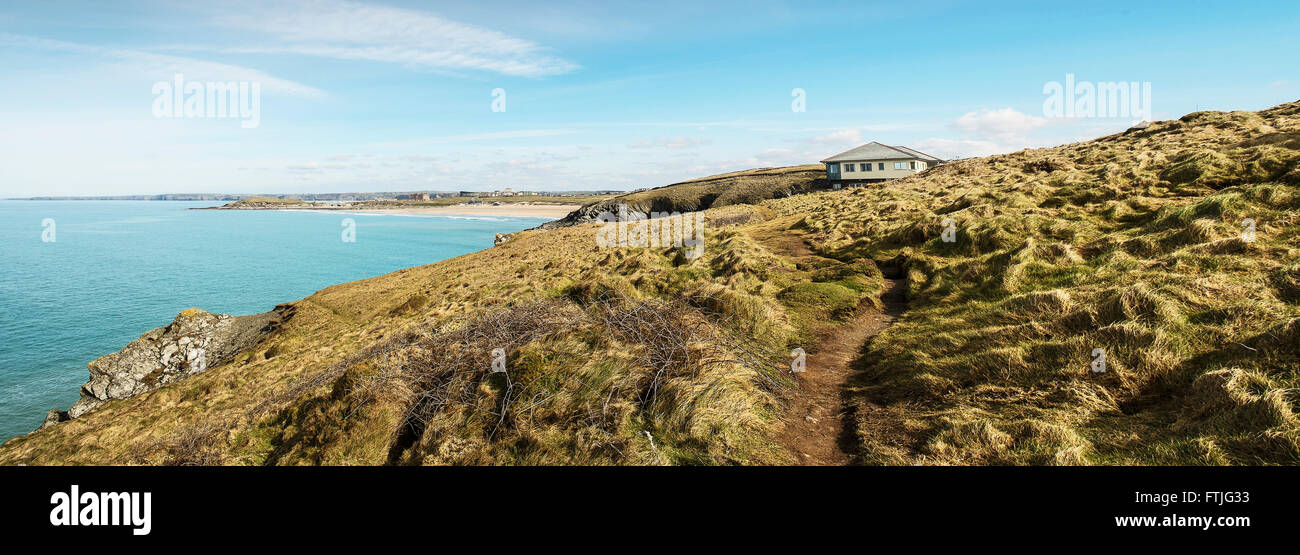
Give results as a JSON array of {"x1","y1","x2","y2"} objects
[{"x1": 831, "y1": 158, "x2": 926, "y2": 180}]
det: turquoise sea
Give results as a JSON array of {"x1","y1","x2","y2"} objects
[{"x1": 0, "y1": 200, "x2": 548, "y2": 442}]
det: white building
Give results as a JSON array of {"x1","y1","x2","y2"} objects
[{"x1": 821, "y1": 142, "x2": 943, "y2": 186}]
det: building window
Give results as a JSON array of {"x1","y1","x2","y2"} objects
[
  {"x1": 878, "y1": 163, "x2": 884, "y2": 170},
  {"x1": 863, "y1": 162, "x2": 872, "y2": 171},
  {"x1": 894, "y1": 162, "x2": 909, "y2": 170},
  {"x1": 828, "y1": 163, "x2": 839, "y2": 173},
  {"x1": 845, "y1": 163, "x2": 855, "y2": 172}
]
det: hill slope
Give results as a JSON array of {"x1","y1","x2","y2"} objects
[
  {"x1": 3, "y1": 102, "x2": 1298, "y2": 465},
  {"x1": 537, "y1": 165, "x2": 826, "y2": 229}
]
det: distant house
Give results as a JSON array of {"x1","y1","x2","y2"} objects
[
  {"x1": 820, "y1": 142, "x2": 944, "y2": 187},
  {"x1": 411, "y1": 193, "x2": 430, "y2": 201}
]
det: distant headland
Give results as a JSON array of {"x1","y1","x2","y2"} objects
[{"x1": 8, "y1": 189, "x2": 625, "y2": 202}]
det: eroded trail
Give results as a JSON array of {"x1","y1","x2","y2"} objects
[{"x1": 778, "y1": 273, "x2": 908, "y2": 465}]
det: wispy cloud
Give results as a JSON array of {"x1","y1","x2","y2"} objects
[
  {"x1": 808, "y1": 129, "x2": 867, "y2": 147},
  {"x1": 628, "y1": 136, "x2": 711, "y2": 149},
  {"x1": 0, "y1": 32, "x2": 326, "y2": 98},
  {"x1": 368, "y1": 129, "x2": 580, "y2": 149},
  {"x1": 198, "y1": 0, "x2": 579, "y2": 77}
]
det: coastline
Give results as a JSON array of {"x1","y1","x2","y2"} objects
[
  {"x1": 234, "y1": 203, "x2": 582, "y2": 219},
  {"x1": 2, "y1": 200, "x2": 556, "y2": 441}
]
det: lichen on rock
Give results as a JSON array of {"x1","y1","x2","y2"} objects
[{"x1": 61, "y1": 307, "x2": 289, "y2": 421}]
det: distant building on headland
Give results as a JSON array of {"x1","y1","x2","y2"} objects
[
  {"x1": 450, "y1": 189, "x2": 621, "y2": 199},
  {"x1": 457, "y1": 189, "x2": 522, "y2": 198},
  {"x1": 821, "y1": 142, "x2": 944, "y2": 188}
]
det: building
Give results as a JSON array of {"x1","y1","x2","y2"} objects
[{"x1": 820, "y1": 142, "x2": 944, "y2": 187}]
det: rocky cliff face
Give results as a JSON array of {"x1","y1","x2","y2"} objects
[{"x1": 40, "y1": 306, "x2": 291, "y2": 429}]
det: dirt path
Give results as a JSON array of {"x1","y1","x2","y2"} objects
[{"x1": 778, "y1": 274, "x2": 908, "y2": 465}]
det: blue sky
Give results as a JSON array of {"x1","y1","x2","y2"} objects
[{"x1": 1, "y1": 0, "x2": 1296, "y2": 196}]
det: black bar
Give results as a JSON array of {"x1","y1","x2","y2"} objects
[{"x1": 3, "y1": 466, "x2": 1287, "y2": 541}]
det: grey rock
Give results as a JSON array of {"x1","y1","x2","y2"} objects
[
  {"x1": 36, "y1": 409, "x2": 69, "y2": 431},
  {"x1": 59, "y1": 306, "x2": 292, "y2": 421}
]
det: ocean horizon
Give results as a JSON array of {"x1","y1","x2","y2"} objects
[{"x1": 0, "y1": 200, "x2": 547, "y2": 442}]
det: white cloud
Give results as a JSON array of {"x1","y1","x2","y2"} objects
[
  {"x1": 803, "y1": 124, "x2": 923, "y2": 148},
  {"x1": 953, "y1": 108, "x2": 1048, "y2": 140},
  {"x1": 0, "y1": 33, "x2": 326, "y2": 98},
  {"x1": 808, "y1": 128, "x2": 864, "y2": 147},
  {"x1": 202, "y1": 0, "x2": 578, "y2": 77},
  {"x1": 911, "y1": 138, "x2": 1012, "y2": 160},
  {"x1": 661, "y1": 136, "x2": 709, "y2": 149}
]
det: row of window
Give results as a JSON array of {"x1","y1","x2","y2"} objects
[{"x1": 839, "y1": 161, "x2": 921, "y2": 172}]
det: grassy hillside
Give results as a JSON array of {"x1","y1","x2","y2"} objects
[
  {"x1": 789, "y1": 104, "x2": 1300, "y2": 464},
  {"x1": 538, "y1": 165, "x2": 826, "y2": 229},
  {"x1": 3, "y1": 102, "x2": 1298, "y2": 466}
]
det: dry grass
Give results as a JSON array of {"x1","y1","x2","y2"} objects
[
  {"x1": 4, "y1": 102, "x2": 1299, "y2": 466},
  {"x1": 771, "y1": 102, "x2": 1300, "y2": 465}
]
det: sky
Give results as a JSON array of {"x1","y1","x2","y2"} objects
[{"x1": 0, "y1": 0, "x2": 1297, "y2": 197}]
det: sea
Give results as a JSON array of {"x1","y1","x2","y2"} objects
[{"x1": 0, "y1": 200, "x2": 549, "y2": 442}]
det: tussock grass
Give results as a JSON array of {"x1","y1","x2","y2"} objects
[
  {"x1": 6, "y1": 101, "x2": 1299, "y2": 466},
  {"x1": 331, "y1": 296, "x2": 792, "y2": 465},
  {"x1": 771, "y1": 101, "x2": 1300, "y2": 465}
]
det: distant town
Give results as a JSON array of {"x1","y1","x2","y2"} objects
[{"x1": 9, "y1": 189, "x2": 627, "y2": 201}]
